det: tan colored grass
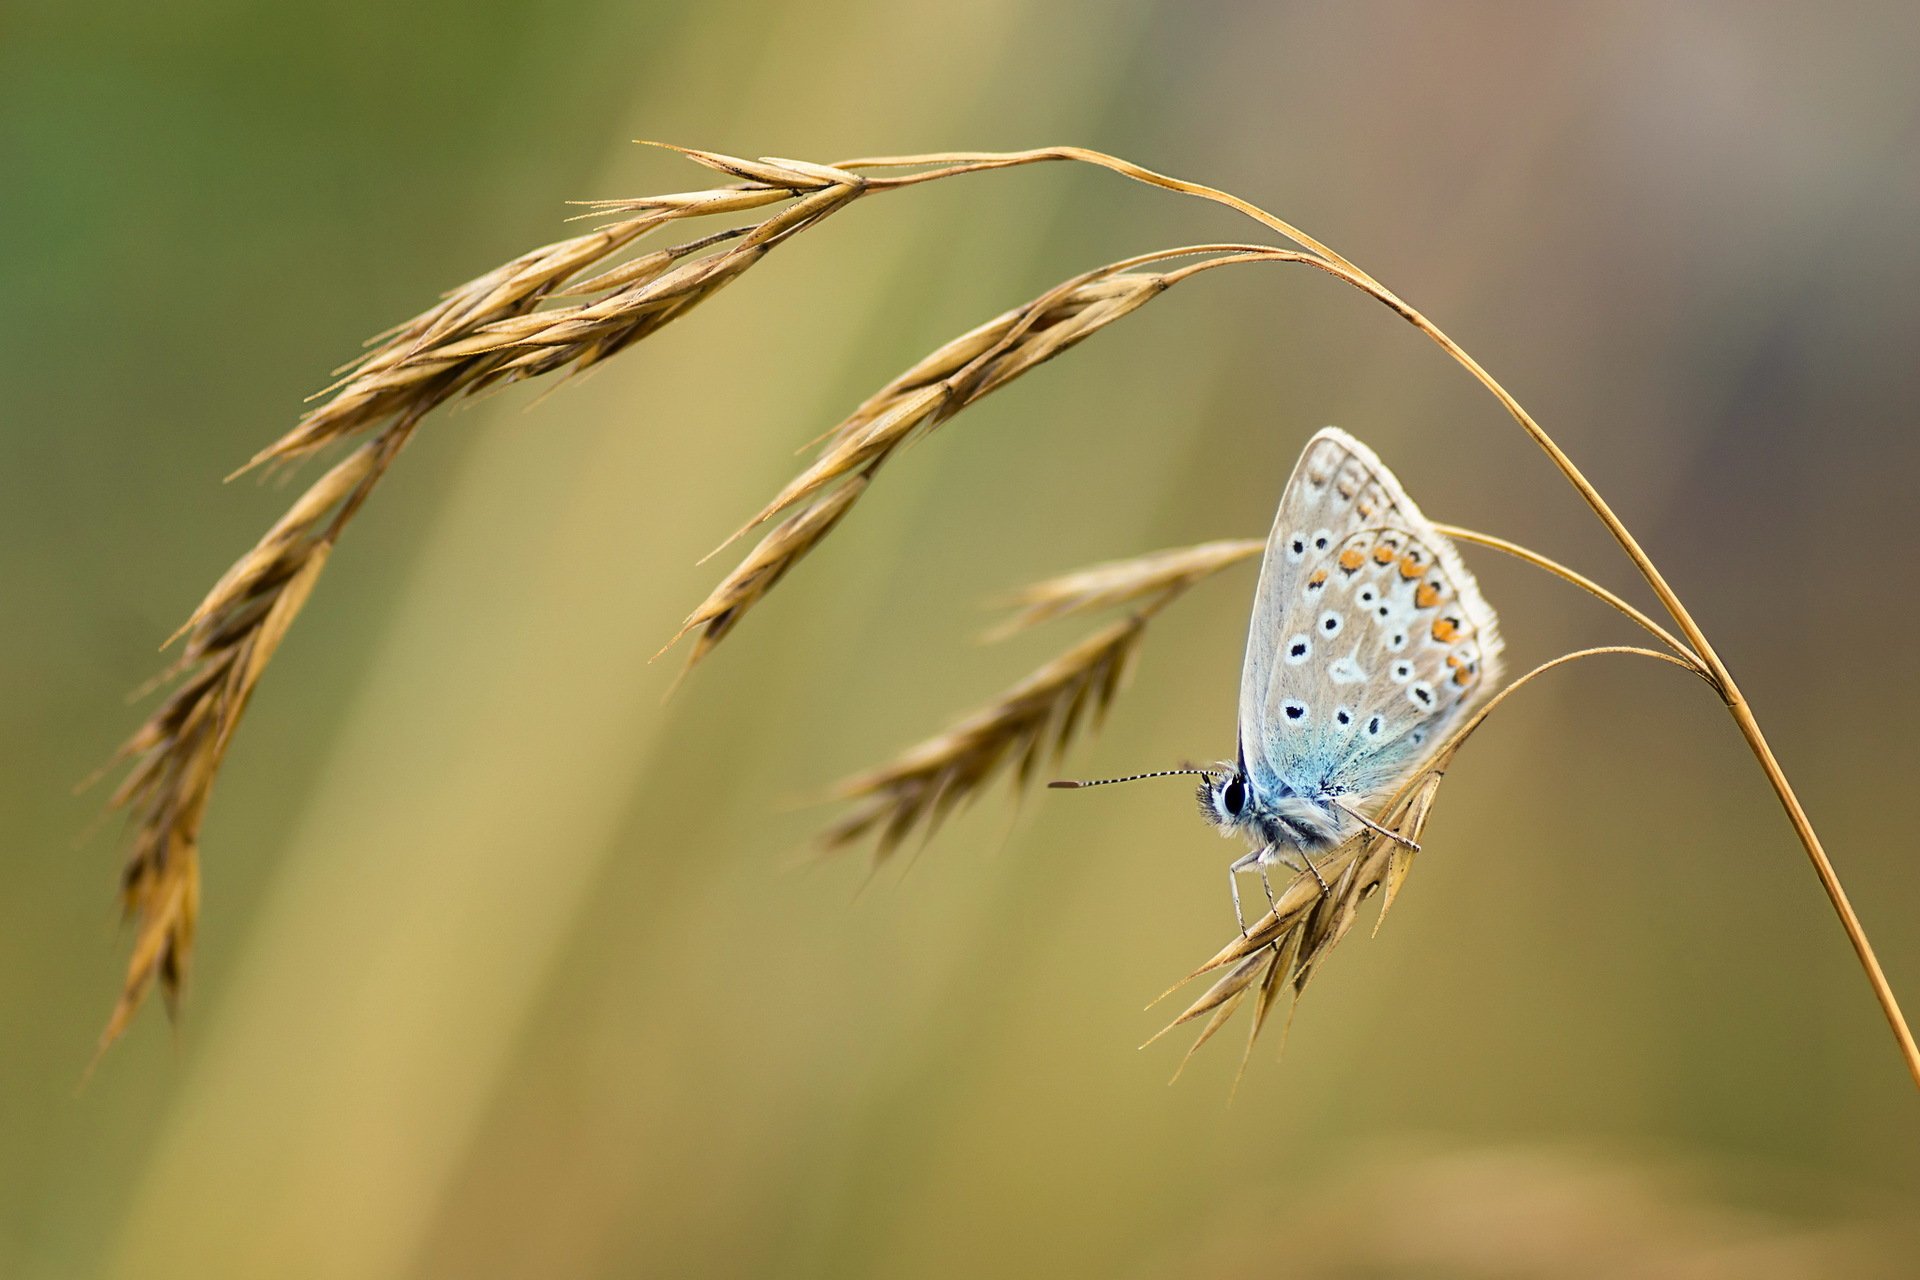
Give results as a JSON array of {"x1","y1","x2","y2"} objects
[
  {"x1": 822, "y1": 524, "x2": 1708, "y2": 1078},
  {"x1": 820, "y1": 615, "x2": 1149, "y2": 859},
  {"x1": 819, "y1": 535, "x2": 1294, "y2": 861},
  {"x1": 991, "y1": 539, "x2": 1263, "y2": 637},
  {"x1": 1150, "y1": 644, "x2": 1706, "y2": 1085},
  {"x1": 98, "y1": 148, "x2": 876, "y2": 1048},
  {"x1": 98, "y1": 141, "x2": 1918, "y2": 1092},
  {"x1": 1146, "y1": 768, "x2": 1444, "y2": 1087},
  {"x1": 663, "y1": 246, "x2": 1292, "y2": 671}
]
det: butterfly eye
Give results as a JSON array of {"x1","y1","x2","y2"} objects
[{"x1": 1222, "y1": 778, "x2": 1247, "y2": 816}]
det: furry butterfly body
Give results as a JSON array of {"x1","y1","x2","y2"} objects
[{"x1": 1199, "y1": 429, "x2": 1503, "y2": 907}]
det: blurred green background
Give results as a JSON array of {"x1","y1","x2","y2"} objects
[{"x1": 5, "y1": 1, "x2": 1920, "y2": 1275}]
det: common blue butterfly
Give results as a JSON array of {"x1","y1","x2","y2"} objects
[{"x1": 1059, "y1": 428, "x2": 1502, "y2": 930}]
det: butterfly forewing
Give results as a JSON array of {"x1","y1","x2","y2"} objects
[{"x1": 1239, "y1": 428, "x2": 1503, "y2": 822}]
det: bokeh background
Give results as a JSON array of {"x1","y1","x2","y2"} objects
[{"x1": 6, "y1": 1, "x2": 1920, "y2": 1276}]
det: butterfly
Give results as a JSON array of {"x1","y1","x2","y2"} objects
[{"x1": 1057, "y1": 428, "x2": 1503, "y2": 930}]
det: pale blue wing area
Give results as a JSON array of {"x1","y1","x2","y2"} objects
[
  {"x1": 1261, "y1": 524, "x2": 1501, "y2": 818},
  {"x1": 1240, "y1": 429, "x2": 1426, "y2": 789}
]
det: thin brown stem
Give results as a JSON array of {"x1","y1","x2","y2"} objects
[
  {"x1": 1187, "y1": 643, "x2": 1710, "y2": 986},
  {"x1": 1433, "y1": 645, "x2": 1712, "y2": 771},
  {"x1": 1433, "y1": 523, "x2": 1703, "y2": 671},
  {"x1": 1299, "y1": 241, "x2": 1920, "y2": 1089},
  {"x1": 855, "y1": 144, "x2": 1919, "y2": 1091}
]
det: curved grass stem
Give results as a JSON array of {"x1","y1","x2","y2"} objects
[
  {"x1": 107, "y1": 141, "x2": 1916, "y2": 1086},
  {"x1": 1434, "y1": 524, "x2": 1703, "y2": 671},
  {"x1": 1145, "y1": 171, "x2": 1918, "y2": 1089},
  {"x1": 840, "y1": 145, "x2": 1918, "y2": 1088}
]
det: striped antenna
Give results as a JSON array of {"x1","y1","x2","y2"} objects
[{"x1": 1048, "y1": 767, "x2": 1220, "y2": 790}]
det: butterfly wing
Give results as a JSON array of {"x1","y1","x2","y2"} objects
[
  {"x1": 1240, "y1": 429, "x2": 1503, "y2": 820},
  {"x1": 1266, "y1": 523, "x2": 1502, "y2": 802}
]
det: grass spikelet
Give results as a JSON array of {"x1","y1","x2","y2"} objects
[
  {"x1": 665, "y1": 476, "x2": 870, "y2": 669},
  {"x1": 819, "y1": 533, "x2": 1271, "y2": 859},
  {"x1": 1155, "y1": 645, "x2": 1705, "y2": 1077},
  {"x1": 1142, "y1": 950, "x2": 1272, "y2": 1047},
  {"x1": 820, "y1": 616, "x2": 1148, "y2": 861},
  {"x1": 247, "y1": 154, "x2": 867, "y2": 476},
  {"x1": 668, "y1": 247, "x2": 1286, "y2": 668},
  {"x1": 992, "y1": 539, "x2": 1261, "y2": 637},
  {"x1": 101, "y1": 527, "x2": 340, "y2": 1052},
  {"x1": 99, "y1": 148, "x2": 874, "y2": 1045},
  {"x1": 1152, "y1": 764, "x2": 1446, "y2": 1076}
]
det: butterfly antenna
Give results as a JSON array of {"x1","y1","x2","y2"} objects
[{"x1": 1048, "y1": 767, "x2": 1220, "y2": 790}]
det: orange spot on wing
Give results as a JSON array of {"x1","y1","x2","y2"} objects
[
  {"x1": 1371, "y1": 544, "x2": 1396, "y2": 564},
  {"x1": 1415, "y1": 583, "x2": 1444, "y2": 609},
  {"x1": 1338, "y1": 548, "x2": 1366, "y2": 572},
  {"x1": 1431, "y1": 617, "x2": 1459, "y2": 643},
  {"x1": 1398, "y1": 553, "x2": 1425, "y2": 580},
  {"x1": 1307, "y1": 568, "x2": 1329, "y2": 589}
]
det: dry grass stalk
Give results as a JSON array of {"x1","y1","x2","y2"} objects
[
  {"x1": 819, "y1": 530, "x2": 1286, "y2": 860},
  {"x1": 992, "y1": 539, "x2": 1263, "y2": 637},
  {"x1": 249, "y1": 149, "x2": 868, "y2": 474},
  {"x1": 665, "y1": 476, "x2": 870, "y2": 665},
  {"x1": 819, "y1": 519, "x2": 1699, "y2": 887},
  {"x1": 97, "y1": 444, "x2": 372, "y2": 1051},
  {"x1": 817, "y1": 141, "x2": 1917, "y2": 1085},
  {"x1": 664, "y1": 246, "x2": 1290, "y2": 670},
  {"x1": 100, "y1": 141, "x2": 1917, "y2": 1088},
  {"x1": 984, "y1": 521, "x2": 1720, "y2": 1082},
  {"x1": 1151, "y1": 645, "x2": 1706, "y2": 1083},
  {"x1": 820, "y1": 615, "x2": 1149, "y2": 860},
  {"x1": 100, "y1": 148, "x2": 883, "y2": 1046},
  {"x1": 1145, "y1": 767, "x2": 1444, "y2": 1085}
]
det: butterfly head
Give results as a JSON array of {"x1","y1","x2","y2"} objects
[{"x1": 1197, "y1": 761, "x2": 1256, "y2": 837}]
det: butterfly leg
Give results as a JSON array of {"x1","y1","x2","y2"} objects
[
  {"x1": 1262, "y1": 843, "x2": 1330, "y2": 896},
  {"x1": 1299, "y1": 848, "x2": 1330, "y2": 895},
  {"x1": 1227, "y1": 845, "x2": 1271, "y2": 938}
]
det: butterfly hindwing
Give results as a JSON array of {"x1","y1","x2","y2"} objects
[{"x1": 1268, "y1": 526, "x2": 1499, "y2": 802}]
